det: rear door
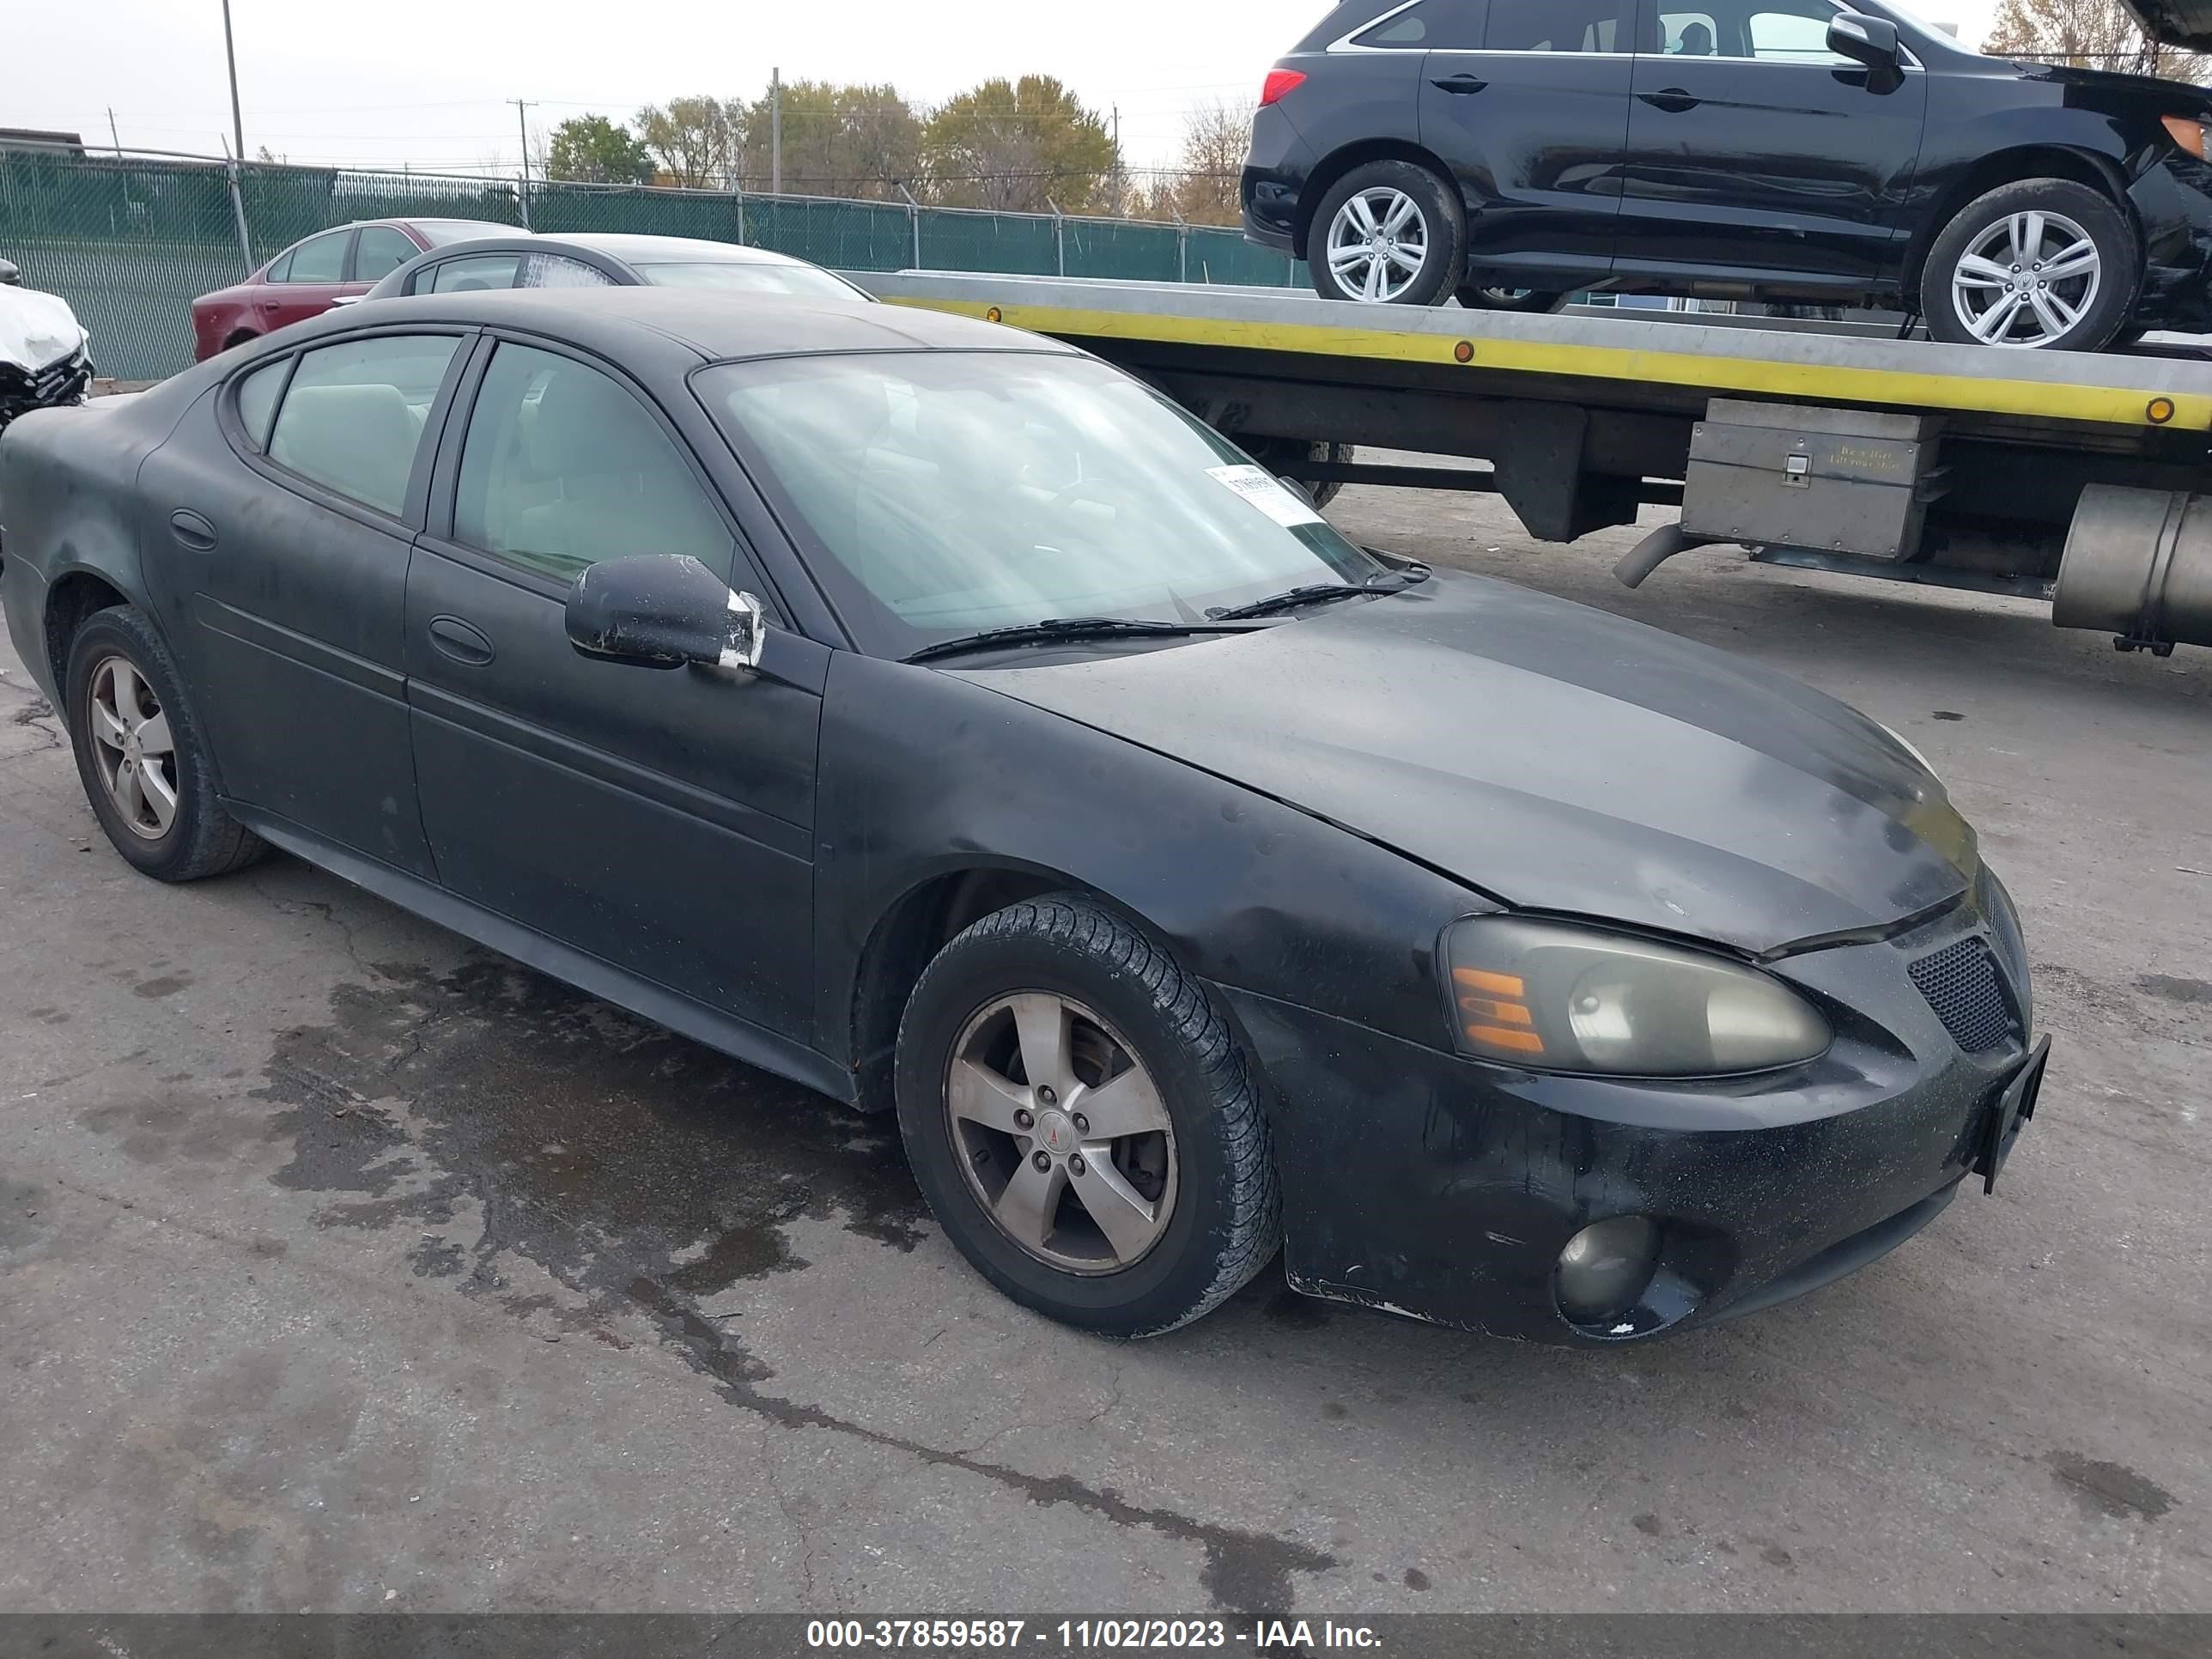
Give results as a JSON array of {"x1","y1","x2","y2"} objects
[
  {"x1": 1616, "y1": 0, "x2": 1929, "y2": 284},
  {"x1": 404, "y1": 335, "x2": 824, "y2": 1040},
  {"x1": 137, "y1": 329, "x2": 471, "y2": 876},
  {"x1": 256, "y1": 228, "x2": 356, "y2": 331},
  {"x1": 1419, "y1": 0, "x2": 1638, "y2": 283}
]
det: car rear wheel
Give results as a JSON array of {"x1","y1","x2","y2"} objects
[
  {"x1": 64, "y1": 606, "x2": 266, "y2": 882},
  {"x1": 894, "y1": 894, "x2": 1280, "y2": 1337},
  {"x1": 1310, "y1": 161, "x2": 1465, "y2": 307},
  {"x1": 1458, "y1": 284, "x2": 1570, "y2": 314},
  {"x1": 1922, "y1": 179, "x2": 2136, "y2": 351}
]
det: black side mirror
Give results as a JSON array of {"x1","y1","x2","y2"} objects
[
  {"x1": 564, "y1": 554, "x2": 767, "y2": 672},
  {"x1": 1828, "y1": 12, "x2": 1904, "y2": 89}
]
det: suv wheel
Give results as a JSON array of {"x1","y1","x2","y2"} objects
[
  {"x1": 64, "y1": 605, "x2": 266, "y2": 882},
  {"x1": 894, "y1": 894, "x2": 1281, "y2": 1337},
  {"x1": 1922, "y1": 179, "x2": 2136, "y2": 351},
  {"x1": 1310, "y1": 161, "x2": 1465, "y2": 307}
]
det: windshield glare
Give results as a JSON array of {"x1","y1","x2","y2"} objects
[
  {"x1": 699, "y1": 351, "x2": 1382, "y2": 656},
  {"x1": 639, "y1": 262, "x2": 871, "y2": 300}
]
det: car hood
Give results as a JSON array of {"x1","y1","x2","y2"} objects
[
  {"x1": 963, "y1": 572, "x2": 1977, "y2": 957},
  {"x1": 0, "y1": 285, "x2": 88, "y2": 375}
]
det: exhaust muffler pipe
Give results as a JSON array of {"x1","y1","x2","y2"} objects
[{"x1": 2054, "y1": 484, "x2": 2212, "y2": 654}]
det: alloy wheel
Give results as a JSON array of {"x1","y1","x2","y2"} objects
[
  {"x1": 1326, "y1": 188, "x2": 1431, "y2": 303},
  {"x1": 945, "y1": 991, "x2": 1178, "y2": 1274},
  {"x1": 1950, "y1": 210, "x2": 2102, "y2": 347},
  {"x1": 87, "y1": 656, "x2": 178, "y2": 840}
]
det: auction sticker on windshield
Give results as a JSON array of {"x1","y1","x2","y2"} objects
[{"x1": 1207, "y1": 463, "x2": 1326, "y2": 527}]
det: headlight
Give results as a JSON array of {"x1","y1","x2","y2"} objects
[
  {"x1": 1443, "y1": 917, "x2": 1832, "y2": 1076},
  {"x1": 2162, "y1": 114, "x2": 2209, "y2": 159}
]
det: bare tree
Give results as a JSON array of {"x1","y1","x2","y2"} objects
[
  {"x1": 635, "y1": 95, "x2": 743, "y2": 189},
  {"x1": 1983, "y1": 0, "x2": 2207, "y2": 81},
  {"x1": 1128, "y1": 100, "x2": 1248, "y2": 225}
]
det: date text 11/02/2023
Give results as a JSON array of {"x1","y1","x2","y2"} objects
[{"x1": 804, "y1": 1620, "x2": 1384, "y2": 1650}]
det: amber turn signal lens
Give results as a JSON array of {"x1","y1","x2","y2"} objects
[
  {"x1": 2163, "y1": 115, "x2": 2207, "y2": 158},
  {"x1": 2148, "y1": 397, "x2": 2177, "y2": 424},
  {"x1": 1452, "y1": 967, "x2": 1543, "y2": 1054}
]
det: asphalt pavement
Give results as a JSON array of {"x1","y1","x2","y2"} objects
[{"x1": 1, "y1": 480, "x2": 2206, "y2": 1615}]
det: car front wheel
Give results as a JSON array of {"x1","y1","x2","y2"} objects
[
  {"x1": 894, "y1": 894, "x2": 1281, "y2": 1337},
  {"x1": 1309, "y1": 161, "x2": 1466, "y2": 307},
  {"x1": 1922, "y1": 179, "x2": 2136, "y2": 351},
  {"x1": 1458, "y1": 284, "x2": 1570, "y2": 315}
]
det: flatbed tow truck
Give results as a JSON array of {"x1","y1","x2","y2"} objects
[{"x1": 861, "y1": 267, "x2": 2212, "y2": 659}]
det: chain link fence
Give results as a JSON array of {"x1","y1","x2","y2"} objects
[{"x1": 2, "y1": 149, "x2": 1304, "y2": 381}]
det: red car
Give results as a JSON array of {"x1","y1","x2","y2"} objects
[{"x1": 189, "y1": 217, "x2": 512, "y2": 362}]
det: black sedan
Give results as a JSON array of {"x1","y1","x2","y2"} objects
[
  {"x1": 0, "y1": 289, "x2": 2045, "y2": 1342},
  {"x1": 360, "y1": 231, "x2": 876, "y2": 304},
  {"x1": 1246, "y1": 0, "x2": 2212, "y2": 349}
]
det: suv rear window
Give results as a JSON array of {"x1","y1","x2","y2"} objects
[{"x1": 1352, "y1": 1, "x2": 1486, "y2": 47}]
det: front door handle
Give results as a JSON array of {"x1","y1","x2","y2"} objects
[
  {"x1": 1639, "y1": 88, "x2": 1701, "y2": 112},
  {"x1": 428, "y1": 615, "x2": 495, "y2": 666},
  {"x1": 168, "y1": 509, "x2": 217, "y2": 551},
  {"x1": 1431, "y1": 74, "x2": 1489, "y2": 94}
]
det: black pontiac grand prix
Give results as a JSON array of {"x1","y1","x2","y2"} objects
[{"x1": 0, "y1": 288, "x2": 2046, "y2": 1341}]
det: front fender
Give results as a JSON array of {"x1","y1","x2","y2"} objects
[{"x1": 811, "y1": 650, "x2": 1486, "y2": 1066}]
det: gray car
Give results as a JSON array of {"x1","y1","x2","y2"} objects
[{"x1": 359, "y1": 232, "x2": 877, "y2": 305}]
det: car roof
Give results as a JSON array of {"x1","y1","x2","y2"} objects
[
  {"x1": 542, "y1": 233, "x2": 816, "y2": 266},
  {"x1": 337, "y1": 284, "x2": 1081, "y2": 362}
]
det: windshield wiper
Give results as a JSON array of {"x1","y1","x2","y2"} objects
[
  {"x1": 1206, "y1": 566, "x2": 1431, "y2": 622},
  {"x1": 902, "y1": 617, "x2": 1267, "y2": 665}
]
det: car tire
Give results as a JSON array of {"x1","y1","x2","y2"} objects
[
  {"x1": 64, "y1": 605, "x2": 266, "y2": 883},
  {"x1": 1921, "y1": 179, "x2": 2137, "y2": 351},
  {"x1": 1309, "y1": 161, "x2": 1466, "y2": 307},
  {"x1": 894, "y1": 893, "x2": 1281, "y2": 1337},
  {"x1": 1457, "y1": 284, "x2": 1570, "y2": 314}
]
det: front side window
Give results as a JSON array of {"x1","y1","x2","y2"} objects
[
  {"x1": 354, "y1": 226, "x2": 420, "y2": 281},
  {"x1": 699, "y1": 351, "x2": 1384, "y2": 659},
  {"x1": 1352, "y1": 1, "x2": 1486, "y2": 49},
  {"x1": 426, "y1": 254, "x2": 521, "y2": 294},
  {"x1": 1660, "y1": 10, "x2": 1720, "y2": 53},
  {"x1": 1656, "y1": 0, "x2": 1850, "y2": 60},
  {"x1": 455, "y1": 343, "x2": 732, "y2": 582},
  {"x1": 280, "y1": 230, "x2": 349, "y2": 284},
  {"x1": 1488, "y1": 0, "x2": 1628, "y2": 51},
  {"x1": 265, "y1": 334, "x2": 459, "y2": 516},
  {"x1": 520, "y1": 253, "x2": 618, "y2": 289}
]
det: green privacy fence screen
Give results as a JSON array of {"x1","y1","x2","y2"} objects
[{"x1": 1, "y1": 149, "x2": 1304, "y2": 382}]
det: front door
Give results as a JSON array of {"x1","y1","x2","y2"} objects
[
  {"x1": 1616, "y1": 0, "x2": 1929, "y2": 286},
  {"x1": 404, "y1": 337, "x2": 823, "y2": 1040},
  {"x1": 137, "y1": 330, "x2": 469, "y2": 877},
  {"x1": 1419, "y1": 0, "x2": 1638, "y2": 284}
]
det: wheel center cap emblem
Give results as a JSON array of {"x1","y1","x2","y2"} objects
[{"x1": 1036, "y1": 1109, "x2": 1075, "y2": 1156}]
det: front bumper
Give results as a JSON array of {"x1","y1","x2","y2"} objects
[
  {"x1": 2129, "y1": 153, "x2": 2212, "y2": 332},
  {"x1": 0, "y1": 349, "x2": 91, "y2": 428},
  {"x1": 1218, "y1": 882, "x2": 2039, "y2": 1346}
]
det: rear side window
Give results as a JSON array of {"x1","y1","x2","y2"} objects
[
  {"x1": 354, "y1": 226, "x2": 419, "y2": 281},
  {"x1": 426, "y1": 254, "x2": 521, "y2": 294},
  {"x1": 1353, "y1": 1, "x2": 1486, "y2": 47},
  {"x1": 265, "y1": 335, "x2": 460, "y2": 517},
  {"x1": 233, "y1": 357, "x2": 289, "y2": 449},
  {"x1": 454, "y1": 343, "x2": 732, "y2": 582},
  {"x1": 281, "y1": 230, "x2": 350, "y2": 284},
  {"x1": 1486, "y1": 0, "x2": 1626, "y2": 50}
]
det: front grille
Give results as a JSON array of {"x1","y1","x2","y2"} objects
[{"x1": 1908, "y1": 935, "x2": 2016, "y2": 1054}]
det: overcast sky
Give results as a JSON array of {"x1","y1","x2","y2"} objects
[{"x1": 8, "y1": 1, "x2": 2004, "y2": 178}]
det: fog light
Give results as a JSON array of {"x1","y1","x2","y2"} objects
[{"x1": 1556, "y1": 1216, "x2": 1661, "y2": 1325}]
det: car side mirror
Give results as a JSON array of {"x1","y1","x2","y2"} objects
[
  {"x1": 564, "y1": 554, "x2": 768, "y2": 672},
  {"x1": 1828, "y1": 12, "x2": 1904, "y2": 90}
]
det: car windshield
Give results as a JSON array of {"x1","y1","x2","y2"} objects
[
  {"x1": 698, "y1": 350, "x2": 1383, "y2": 659},
  {"x1": 414, "y1": 220, "x2": 517, "y2": 247},
  {"x1": 636, "y1": 261, "x2": 872, "y2": 301}
]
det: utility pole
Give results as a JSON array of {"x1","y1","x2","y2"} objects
[
  {"x1": 1111, "y1": 104, "x2": 1122, "y2": 214},
  {"x1": 512, "y1": 98, "x2": 535, "y2": 228},
  {"x1": 220, "y1": 0, "x2": 246, "y2": 166},
  {"x1": 107, "y1": 106, "x2": 122, "y2": 157},
  {"x1": 770, "y1": 68, "x2": 783, "y2": 196}
]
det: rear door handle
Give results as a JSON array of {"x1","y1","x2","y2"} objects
[
  {"x1": 427, "y1": 615, "x2": 495, "y2": 666},
  {"x1": 1431, "y1": 74, "x2": 1488, "y2": 94},
  {"x1": 168, "y1": 509, "x2": 217, "y2": 551},
  {"x1": 1639, "y1": 88, "x2": 1701, "y2": 112}
]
